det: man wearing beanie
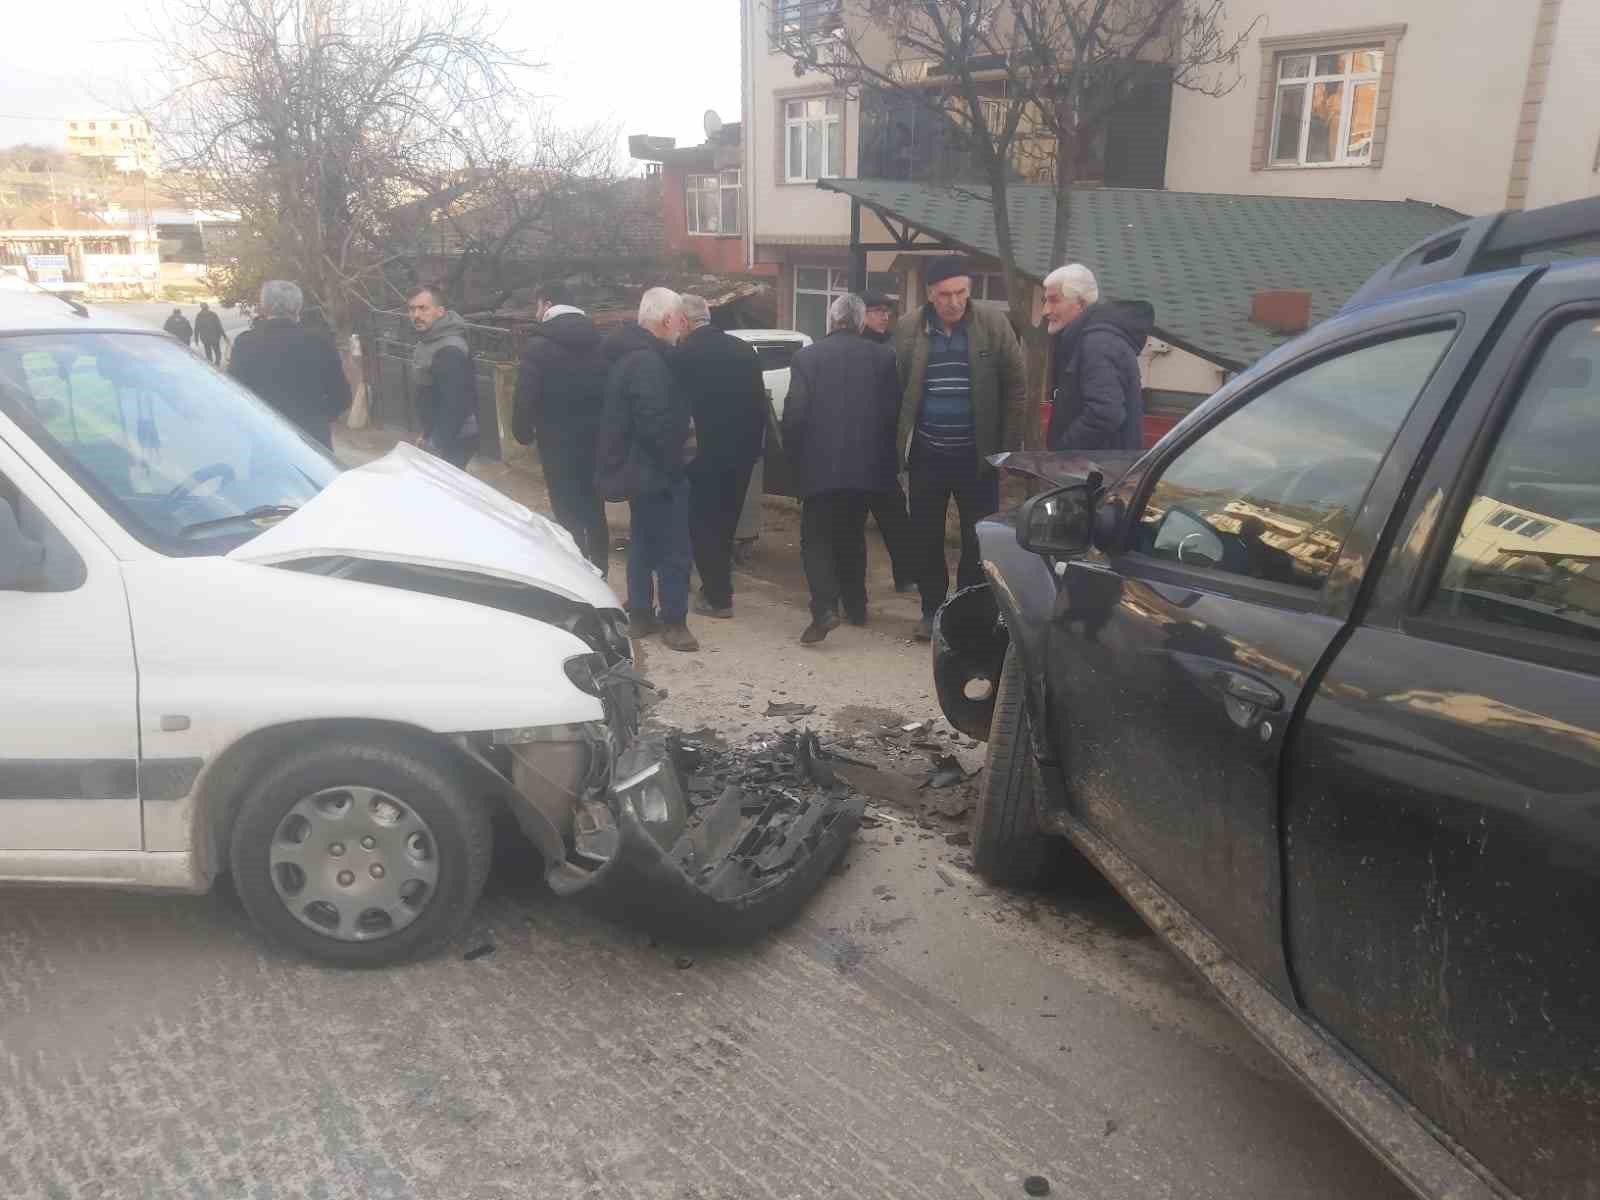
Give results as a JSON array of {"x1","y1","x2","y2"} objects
[{"x1": 894, "y1": 257, "x2": 1026, "y2": 640}]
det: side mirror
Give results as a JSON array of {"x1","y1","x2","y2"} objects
[
  {"x1": 0, "y1": 499, "x2": 46, "y2": 591},
  {"x1": 1017, "y1": 481, "x2": 1096, "y2": 556}
]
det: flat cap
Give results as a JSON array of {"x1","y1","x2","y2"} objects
[
  {"x1": 922, "y1": 256, "x2": 973, "y2": 287},
  {"x1": 861, "y1": 289, "x2": 894, "y2": 308}
]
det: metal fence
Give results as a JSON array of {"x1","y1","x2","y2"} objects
[{"x1": 367, "y1": 310, "x2": 516, "y2": 461}]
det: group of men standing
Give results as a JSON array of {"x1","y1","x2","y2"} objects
[
  {"x1": 510, "y1": 252, "x2": 1149, "y2": 652},
  {"x1": 163, "y1": 302, "x2": 229, "y2": 365}
]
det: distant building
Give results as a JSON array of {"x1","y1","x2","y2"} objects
[{"x1": 63, "y1": 116, "x2": 159, "y2": 175}]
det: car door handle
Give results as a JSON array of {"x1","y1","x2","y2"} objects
[{"x1": 1218, "y1": 672, "x2": 1283, "y2": 711}]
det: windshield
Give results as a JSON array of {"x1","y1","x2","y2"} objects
[{"x1": 0, "y1": 330, "x2": 340, "y2": 553}]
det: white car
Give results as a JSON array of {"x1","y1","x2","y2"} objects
[
  {"x1": 726, "y1": 329, "x2": 811, "y2": 531},
  {"x1": 0, "y1": 292, "x2": 854, "y2": 963}
]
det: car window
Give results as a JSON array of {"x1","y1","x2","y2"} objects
[
  {"x1": 0, "y1": 332, "x2": 340, "y2": 554},
  {"x1": 1431, "y1": 316, "x2": 1600, "y2": 645},
  {"x1": 0, "y1": 468, "x2": 86, "y2": 592},
  {"x1": 1135, "y1": 329, "x2": 1454, "y2": 590}
]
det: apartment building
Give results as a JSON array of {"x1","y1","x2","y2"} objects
[
  {"x1": 739, "y1": 0, "x2": 1598, "y2": 363},
  {"x1": 63, "y1": 116, "x2": 159, "y2": 176}
]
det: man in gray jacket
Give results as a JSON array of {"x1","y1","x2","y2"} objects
[
  {"x1": 783, "y1": 295, "x2": 900, "y2": 645},
  {"x1": 408, "y1": 285, "x2": 479, "y2": 469},
  {"x1": 1042, "y1": 263, "x2": 1153, "y2": 452}
]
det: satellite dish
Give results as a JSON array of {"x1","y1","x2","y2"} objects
[{"x1": 703, "y1": 109, "x2": 724, "y2": 139}]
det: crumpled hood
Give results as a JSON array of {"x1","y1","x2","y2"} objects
[
  {"x1": 229, "y1": 442, "x2": 619, "y2": 610},
  {"x1": 1073, "y1": 300, "x2": 1155, "y2": 355}
]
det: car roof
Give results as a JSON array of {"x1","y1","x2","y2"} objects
[
  {"x1": 0, "y1": 289, "x2": 162, "y2": 336},
  {"x1": 726, "y1": 328, "x2": 810, "y2": 344}
]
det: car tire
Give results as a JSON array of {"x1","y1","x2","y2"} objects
[
  {"x1": 972, "y1": 644, "x2": 1060, "y2": 887},
  {"x1": 229, "y1": 735, "x2": 491, "y2": 966}
]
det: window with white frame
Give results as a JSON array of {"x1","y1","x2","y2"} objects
[
  {"x1": 687, "y1": 169, "x2": 741, "y2": 236},
  {"x1": 794, "y1": 268, "x2": 902, "y2": 341},
  {"x1": 785, "y1": 97, "x2": 844, "y2": 182},
  {"x1": 1269, "y1": 48, "x2": 1382, "y2": 167}
]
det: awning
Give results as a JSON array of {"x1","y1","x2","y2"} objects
[{"x1": 819, "y1": 179, "x2": 1463, "y2": 370}]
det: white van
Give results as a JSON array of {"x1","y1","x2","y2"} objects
[{"x1": 0, "y1": 293, "x2": 854, "y2": 963}]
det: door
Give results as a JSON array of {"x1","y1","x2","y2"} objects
[
  {"x1": 1046, "y1": 324, "x2": 1460, "y2": 997},
  {"x1": 0, "y1": 446, "x2": 140, "y2": 850},
  {"x1": 1286, "y1": 286, "x2": 1600, "y2": 1197}
]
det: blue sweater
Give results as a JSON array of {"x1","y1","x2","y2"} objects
[{"x1": 915, "y1": 317, "x2": 975, "y2": 456}]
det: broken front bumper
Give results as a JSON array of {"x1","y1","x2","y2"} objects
[{"x1": 932, "y1": 584, "x2": 1008, "y2": 742}]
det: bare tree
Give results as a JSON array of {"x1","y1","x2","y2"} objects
[
  {"x1": 775, "y1": 0, "x2": 1256, "y2": 445},
  {"x1": 145, "y1": 0, "x2": 533, "y2": 423}
]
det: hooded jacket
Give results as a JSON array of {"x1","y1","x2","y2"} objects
[
  {"x1": 412, "y1": 310, "x2": 478, "y2": 455},
  {"x1": 1046, "y1": 300, "x2": 1154, "y2": 452},
  {"x1": 163, "y1": 311, "x2": 193, "y2": 344},
  {"x1": 671, "y1": 322, "x2": 765, "y2": 473},
  {"x1": 594, "y1": 322, "x2": 691, "y2": 501},
  {"x1": 513, "y1": 309, "x2": 607, "y2": 450}
]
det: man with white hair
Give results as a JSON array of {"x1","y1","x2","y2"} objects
[
  {"x1": 595, "y1": 286, "x2": 699, "y2": 651},
  {"x1": 782, "y1": 294, "x2": 900, "y2": 644},
  {"x1": 228, "y1": 279, "x2": 351, "y2": 449},
  {"x1": 672, "y1": 293, "x2": 766, "y2": 619},
  {"x1": 1041, "y1": 263, "x2": 1153, "y2": 452}
]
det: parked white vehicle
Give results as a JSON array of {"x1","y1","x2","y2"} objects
[
  {"x1": 0, "y1": 293, "x2": 855, "y2": 963},
  {"x1": 726, "y1": 328, "x2": 810, "y2": 541}
]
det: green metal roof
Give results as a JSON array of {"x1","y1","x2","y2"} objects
[{"x1": 818, "y1": 179, "x2": 1465, "y2": 370}]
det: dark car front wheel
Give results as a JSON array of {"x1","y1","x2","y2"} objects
[
  {"x1": 973, "y1": 644, "x2": 1061, "y2": 886},
  {"x1": 229, "y1": 735, "x2": 491, "y2": 965}
]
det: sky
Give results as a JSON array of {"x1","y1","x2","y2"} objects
[{"x1": 0, "y1": 1, "x2": 744, "y2": 173}]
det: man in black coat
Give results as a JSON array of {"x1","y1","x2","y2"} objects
[
  {"x1": 1041, "y1": 263, "x2": 1153, "y2": 451},
  {"x1": 595, "y1": 287, "x2": 698, "y2": 652},
  {"x1": 163, "y1": 308, "x2": 193, "y2": 347},
  {"x1": 782, "y1": 294, "x2": 900, "y2": 645},
  {"x1": 514, "y1": 284, "x2": 609, "y2": 570},
  {"x1": 672, "y1": 294, "x2": 765, "y2": 619},
  {"x1": 193, "y1": 302, "x2": 227, "y2": 365},
  {"x1": 405, "y1": 285, "x2": 479, "y2": 469},
  {"x1": 857, "y1": 289, "x2": 916, "y2": 593},
  {"x1": 228, "y1": 280, "x2": 350, "y2": 449}
]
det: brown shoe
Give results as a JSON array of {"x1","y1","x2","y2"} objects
[
  {"x1": 661, "y1": 622, "x2": 700, "y2": 652},
  {"x1": 694, "y1": 598, "x2": 734, "y2": 619}
]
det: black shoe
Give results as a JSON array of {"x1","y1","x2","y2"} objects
[
  {"x1": 661, "y1": 622, "x2": 700, "y2": 652},
  {"x1": 801, "y1": 612, "x2": 841, "y2": 645},
  {"x1": 912, "y1": 617, "x2": 933, "y2": 642},
  {"x1": 628, "y1": 609, "x2": 660, "y2": 638}
]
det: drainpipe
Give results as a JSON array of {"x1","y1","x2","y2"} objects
[{"x1": 742, "y1": 0, "x2": 757, "y2": 271}]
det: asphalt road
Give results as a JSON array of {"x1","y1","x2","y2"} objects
[{"x1": 95, "y1": 299, "x2": 252, "y2": 344}]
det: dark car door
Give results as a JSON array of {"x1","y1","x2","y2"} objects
[
  {"x1": 1044, "y1": 276, "x2": 1529, "y2": 999},
  {"x1": 1285, "y1": 266, "x2": 1600, "y2": 1198}
]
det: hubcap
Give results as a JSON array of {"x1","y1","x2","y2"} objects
[{"x1": 269, "y1": 786, "x2": 440, "y2": 942}]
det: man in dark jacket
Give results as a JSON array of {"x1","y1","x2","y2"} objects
[
  {"x1": 595, "y1": 287, "x2": 698, "y2": 652},
  {"x1": 514, "y1": 284, "x2": 609, "y2": 570},
  {"x1": 857, "y1": 288, "x2": 915, "y2": 594},
  {"x1": 672, "y1": 294, "x2": 765, "y2": 619},
  {"x1": 784, "y1": 294, "x2": 900, "y2": 645},
  {"x1": 163, "y1": 308, "x2": 193, "y2": 347},
  {"x1": 1042, "y1": 263, "x2": 1153, "y2": 452},
  {"x1": 406, "y1": 285, "x2": 478, "y2": 469},
  {"x1": 894, "y1": 257, "x2": 1027, "y2": 640},
  {"x1": 228, "y1": 280, "x2": 350, "y2": 449},
  {"x1": 193, "y1": 302, "x2": 227, "y2": 365}
]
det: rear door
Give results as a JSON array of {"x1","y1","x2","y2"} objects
[
  {"x1": 1044, "y1": 274, "x2": 1529, "y2": 999},
  {"x1": 1285, "y1": 264, "x2": 1600, "y2": 1197}
]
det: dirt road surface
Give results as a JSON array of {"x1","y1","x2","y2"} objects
[{"x1": 0, "y1": 431, "x2": 1413, "y2": 1199}]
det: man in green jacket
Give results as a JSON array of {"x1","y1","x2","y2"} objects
[{"x1": 894, "y1": 257, "x2": 1026, "y2": 640}]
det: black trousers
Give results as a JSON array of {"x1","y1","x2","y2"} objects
[
  {"x1": 688, "y1": 461, "x2": 754, "y2": 608},
  {"x1": 801, "y1": 490, "x2": 871, "y2": 622},
  {"x1": 908, "y1": 451, "x2": 999, "y2": 617},
  {"x1": 868, "y1": 479, "x2": 915, "y2": 588},
  {"x1": 541, "y1": 434, "x2": 608, "y2": 571},
  {"x1": 201, "y1": 338, "x2": 222, "y2": 365}
]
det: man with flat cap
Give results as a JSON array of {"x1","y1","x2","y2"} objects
[{"x1": 893, "y1": 257, "x2": 1026, "y2": 640}]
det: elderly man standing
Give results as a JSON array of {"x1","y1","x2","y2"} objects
[
  {"x1": 895, "y1": 257, "x2": 1026, "y2": 641},
  {"x1": 407, "y1": 285, "x2": 479, "y2": 469},
  {"x1": 671, "y1": 294, "x2": 765, "y2": 619},
  {"x1": 1042, "y1": 263, "x2": 1153, "y2": 451},
  {"x1": 228, "y1": 280, "x2": 350, "y2": 449},
  {"x1": 596, "y1": 287, "x2": 698, "y2": 652},
  {"x1": 783, "y1": 295, "x2": 900, "y2": 645},
  {"x1": 857, "y1": 288, "x2": 916, "y2": 594}
]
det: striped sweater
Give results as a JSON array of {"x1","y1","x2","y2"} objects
[{"x1": 914, "y1": 316, "x2": 975, "y2": 456}]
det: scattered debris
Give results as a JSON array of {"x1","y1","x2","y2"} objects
[
  {"x1": 675, "y1": 955, "x2": 695, "y2": 970},
  {"x1": 766, "y1": 700, "x2": 818, "y2": 717},
  {"x1": 944, "y1": 830, "x2": 972, "y2": 847},
  {"x1": 928, "y1": 791, "x2": 973, "y2": 819},
  {"x1": 922, "y1": 754, "x2": 966, "y2": 789},
  {"x1": 1103, "y1": 1120, "x2": 1119, "y2": 1137},
  {"x1": 934, "y1": 865, "x2": 960, "y2": 889},
  {"x1": 463, "y1": 944, "x2": 495, "y2": 961},
  {"x1": 1024, "y1": 1175, "x2": 1052, "y2": 1197}
]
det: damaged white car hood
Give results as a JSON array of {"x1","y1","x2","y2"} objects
[{"x1": 230, "y1": 443, "x2": 619, "y2": 610}]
